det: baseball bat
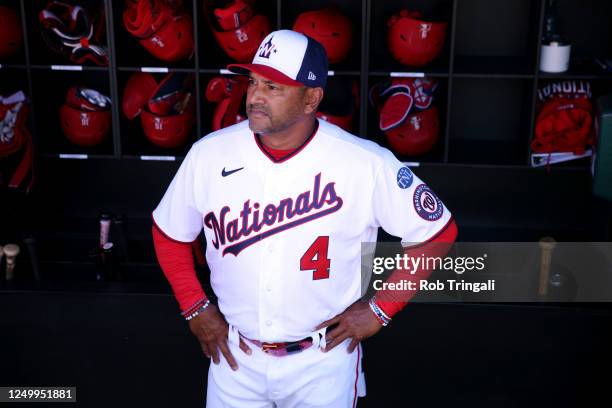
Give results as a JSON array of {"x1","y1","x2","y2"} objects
[
  {"x1": 538, "y1": 237, "x2": 557, "y2": 297},
  {"x1": 4, "y1": 243, "x2": 20, "y2": 281},
  {"x1": 99, "y1": 212, "x2": 113, "y2": 248},
  {"x1": 23, "y1": 236, "x2": 41, "y2": 282}
]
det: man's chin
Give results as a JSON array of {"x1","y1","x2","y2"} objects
[{"x1": 248, "y1": 119, "x2": 270, "y2": 134}]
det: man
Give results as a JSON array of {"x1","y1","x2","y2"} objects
[{"x1": 153, "y1": 29, "x2": 457, "y2": 407}]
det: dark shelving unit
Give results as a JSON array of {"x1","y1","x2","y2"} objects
[{"x1": 1, "y1": 0, "x2": 611, "y2": 279}]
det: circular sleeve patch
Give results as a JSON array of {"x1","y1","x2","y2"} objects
[
  {"x1": 396, "y1": 166, "x2": 414, "y2": 189},
  {"x1": 413, "y1": 184, "x2": 443, "y2": 221}
]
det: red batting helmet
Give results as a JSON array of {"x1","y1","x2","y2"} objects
[
  {"x1": 211, "y1": 14, "x2": 270, "y2": 62},
  {"x1": 0, "y1": 6, "x2": 23, "y2": 60},
  {"x1": 138, "y1": 15, "x2": 194, "y2": 62},
  {"x1": 60, "y1": 104, "x2": 111, "y2": 147},
  {"x1": 206, "y1": 75, "x2": 248, "y2": 131},
  {"x1": 293, "y1": 7, "x2": 353, "y2": 64},
  {"x1": 387, "y1": 10, "x2": 448, "y2": 67},
  {"x1": 140, "y1": 105, "x2": 195, "y2": 148},
  {"x1": 122, "y1": 72, "x2": 158, "y2": 119},
  {"x1": 384, "y1": 107, "x2": 439, "y2": 156},
  {"x1": 372, "y1": 77, "x2": 440, "y2": 156}
]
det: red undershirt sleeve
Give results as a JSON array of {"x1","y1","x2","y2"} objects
[
  {"x1": 374, "y1": 218, "x2": 458, "y2": 318},
  {"x1": 152, "y1": 224, "x2": 208, "y2": 313}
]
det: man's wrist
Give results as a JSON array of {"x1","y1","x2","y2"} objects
[
  {"x1": 181, "y1": 296, "x2": 209, "y2": 319},
  {"x1": 368, "y1": 297, "x2": 391, "y2": 326},
  {"x1": 184, "y1": 300, "x2": 211, "y2": 321}
]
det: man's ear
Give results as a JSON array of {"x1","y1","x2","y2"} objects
[{"x1": 303, "y1": 87, "x2": 324, "y2": 115}]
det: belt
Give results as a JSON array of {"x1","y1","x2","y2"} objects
[{"x1": 244, "y1": 336, "x2": 314, "y2": 357}]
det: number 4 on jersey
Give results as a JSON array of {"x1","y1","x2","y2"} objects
[{"x1": 300, "y1": 236, "x2": 331, "y2": 280}]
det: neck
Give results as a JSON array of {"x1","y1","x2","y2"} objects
[{"x1": 258, "y1": 115, "x2": 317, "y2": 150}]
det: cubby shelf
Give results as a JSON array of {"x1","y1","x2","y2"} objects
[{"x1": 1, "y1": 0, "x2": 610, "y2": 169}]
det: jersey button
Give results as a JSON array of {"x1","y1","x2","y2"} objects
[{"x1": 266, "y1": 320, "x2": 272, "y2": 326}]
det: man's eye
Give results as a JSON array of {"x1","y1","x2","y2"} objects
[
  {"x1": 268, "y1": 85, "x2": 278, "y2": 90},
  {"x1": 248, "y1": 78, "x2": 256, "y2": 85}
]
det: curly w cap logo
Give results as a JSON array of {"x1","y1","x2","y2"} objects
[{"x1": 258, "y1": 36, "x2": 276, "y2": 59}]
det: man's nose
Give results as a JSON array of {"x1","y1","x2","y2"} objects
[{"x1": 248, "y1": 83, "x2": 265, "y2": 105}]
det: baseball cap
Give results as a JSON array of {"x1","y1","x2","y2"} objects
[{"x1": 227, "y1": 29, "x2": 328, "y2": 88}]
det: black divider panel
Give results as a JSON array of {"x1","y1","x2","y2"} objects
[
  {"x1": 454, "y1": 0, "x2": 540, "y2": 76},
  {"x1": 449, "y1": 78, "x2": 534, "y2": 165}
]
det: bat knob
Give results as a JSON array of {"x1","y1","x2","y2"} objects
[
  {"x1": 539, "y1": 236, "x2": 557, "y2": 250},
  {"x1": 4, "y1": 243, "x2": 20, "y2": 281},
  {"x1": 4, "y1": 243, "x2": 20, "y2": 260}
]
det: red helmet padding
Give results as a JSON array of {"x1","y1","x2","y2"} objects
[
  {"x1": 138, "y1": 14, "x2": 194, "y2": 62},
  {"x1": 293, "y1": 7, "x2": 353, "y2": 64},
  {"x1": 140, "y1": 106, "x2": 195, "y2": 148},
  {"x1": 533, "y1": 97, "x2": 593, "y2": 155},
  {"x1": 213, "y1": 0, "x2": 254, "y2": 31},
  {"x1": 59, "y1": 104, "x2": 111, "y2": 147},
  {"x1": 385, "y1": 107, "x2": 440, "y2": 156},
  {"x1": 122, "y1": 72, "x2": 158, "y2": 119},
  {"x1": 387, "y1": 9, "x2": 448, "y2": 67},
  {"x1": 212, "y1": 14, "x2": 270, "y2": 62},
  {"x1": 0, "y1": 6, "x2": 23, "y2": 59}
]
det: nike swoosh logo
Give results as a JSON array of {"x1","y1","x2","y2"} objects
[{"x1": 221, "y1": 167, "x2": 244, "y2": 177}]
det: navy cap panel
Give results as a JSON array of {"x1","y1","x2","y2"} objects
[{"x1": 296, "y1": 36, "x2": 329, "y2": 88}]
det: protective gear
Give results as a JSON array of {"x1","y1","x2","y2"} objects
[
  {"x1": 60, "y1": 86, "x2": 111, "y2": 147},
  {"x1": 122, "y1": 0, "x2": 194, "y2": 62},
  {"x1": 532, "y1": 80, "x2": 594, "y2": 155},
  {"x1": 59, "y1": 105, "x2": 111, "y2": 147},
  {"x1": 122, "y1": 72, "x2": 196, "y2": 147},
  {"x1": 38, "y1": 1, "x2": 109, "y2": 66},
  {"x1": 384, "y1": 107, "x2": 440, "y2": 156},
  {"x1": 387, "y1": 9, "x2": 448, "y2": 67},
  {"x1": 206, "y1": 76, "x2": 248, "y2": 131},
  {"x1": 211, "y1": 14, "x2": 270, "y2": 62},
  {"x1": 140, "y1": 106, "x2": 195, "y2": 148},
  {"x1": 0, "y1": 91, "x2": 33, "y2": 192},
  {"x1": 122, "y1": 72, "x2": 158, "y2": 119},
  {"x1": 371, "y1": 78, "x2": 440, "y2": 156},
  {"x1": 317, "y1": 77, "x2": 359, "y2": 131},
  {"x1": 0, "y1": 6, "x2": 23, "y2": 60},
  {"x1": 293, "y1": 7, "x2": 353, "y2": 64}
]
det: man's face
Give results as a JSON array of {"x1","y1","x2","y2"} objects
[{"x1": 245, "y1": 72, "x2": 307, "y2": 135}]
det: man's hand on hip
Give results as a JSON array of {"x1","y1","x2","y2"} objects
[
  {"x1": 188, "y1": 304, "x2": 251, "y2": 370},
  {"x1": 315, "y1": 301, "x2": 383, "y2": 353}
]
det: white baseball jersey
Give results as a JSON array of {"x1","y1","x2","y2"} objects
[{"x1": 153, "y1": 119, "x2": 452, "y2": 342}]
